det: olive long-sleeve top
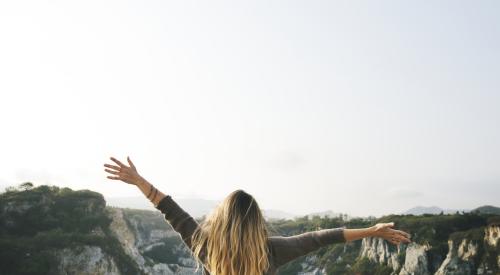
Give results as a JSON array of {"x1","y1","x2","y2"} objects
[{"x1": 155, "y1": 195, "x2": 346, "y2": 275}]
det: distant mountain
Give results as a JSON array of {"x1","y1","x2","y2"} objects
[
  {"x1": 473, "y1": 205, "x2": 500, "y2": 215},
  {"x1": 403, "y1": 205, "x2": 500, "y2": 216},
  {"x1": 105, "y1": 196, "x2": 157, "y2": 211},
  {"x1": 402, "y1": 206, "x2": 470, "y2": 215},
  {"x1": 262, "y1": 209, "x2": 297, "y2": 220}
]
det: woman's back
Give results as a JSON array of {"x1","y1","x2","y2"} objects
[
  {"x1": 155, "y1": 194, "x2": 345, "y2": 275},
  {"x1": 104, "y1": 156, "x2": 411, "y2": 275}
]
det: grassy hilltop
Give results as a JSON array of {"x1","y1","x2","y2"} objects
[{"x1": 1, "y1": 184, "x2": 499, "y2": 275}]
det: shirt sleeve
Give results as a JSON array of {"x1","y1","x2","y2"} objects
[
  {"x1": 269, "y1": 227, "x2": 346, "y2": 267},
  {"x1": 155, "y1": 195, "x2": 200, "y2": 250}
]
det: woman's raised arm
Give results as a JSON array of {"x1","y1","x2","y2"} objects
[
  {"x1": 104, "y1": 156, "x2": 166, "y2": 206},
  {"x1": 103, "y1": 156, "x2": 200, "y2": 249},
  {"x1": 270, "y1": 223, "x2": 411, "y2": 267}
]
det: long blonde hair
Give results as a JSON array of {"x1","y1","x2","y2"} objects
[{"x1": 191, "y1": 189, "x2": 270, "y2": 275}]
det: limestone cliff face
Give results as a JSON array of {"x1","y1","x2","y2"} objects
[
  {"x1": 398, "y1": 243, "x2": 432, "y2": 275},
  {"x1": 0, "y1": 186, "x2": 204, "y2": 275},
  {"x1": 105, "y1": 207, "x2": 202, "y2": 275},
  {"x1": 434, "y1": 224, "x2": 500, "y2": 275},
  {"x1": 484, "y1": 223, "x2": 499, "y2": 248},
  {"x1": 359, "y1": 236, "x2": 402, "y2": 272},
  {"x1": 48, "y1": 207, "x2": 203, "y2": 275},
  {"x1": 359, "y1": 237, "x2": 432, "y2": 275},
  {"x1": 295, "y1": 255, "x2": 326, "y2": 275},
  {"x1": 53, "y1": 245, "x2": 120, "y2": 275},
  {"x1": 107, "y1": 207, "x2": 152, "y2": 273},
  {"x1": 486, "y1": 223, "x2": 500, "y2": 274},
  {"x1": 434, "y1": 239, "x2": 478, "y2": 275},
  {"x1": 275, "y1": 227, "x2": 498, "y2": 275},
  {"x1": 354, "y1": 224, "x2": 500, "y2": 275}
]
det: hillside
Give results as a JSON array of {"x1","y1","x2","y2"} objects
[
  {"x1": 269, "y1": 213, "x2": 500, "y2": 274},
  {"x1": 0, "y1": 185, "x2": 201, "y2": 275},
  {"x1": 473, "y1": 205, "x2": 500, "y2": 215},
  {"x1": 1, "y1": 184, "x2": 499, "y2": 275}
]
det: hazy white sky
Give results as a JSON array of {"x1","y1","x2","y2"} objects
[{"x1": 1, "y1": 1, "x2": 499, "y2": 217}]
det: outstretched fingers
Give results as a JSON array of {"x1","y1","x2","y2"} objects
[
  {"x1": 379, "y1": 228, "x2": 412, "y2": 246},
  {"x1": 104, "y1": 163, "x2": 120, "y2": 171},
  {"x1": 104, "y1": 157, "x2": 126, "y2": 180},
  {"x1": 110, "y1": 157, "x2": 126, "y2": 168},
  {"x1": 391, "y1": 231, "x2": 411, "y2": 244},
  {"x1": 393, "y1": 229, "x2": 411, "y2": 242},
  {"x1": 104, "y1": 169, "x2": 119, "y2": 175},
  {"x1": 127, "y1": 156, "x2": 136, "y2": 170},
  {"x1": 384, "y1": 233, "x2": 399, "y2": 245},
  {"x1": 398, "y1": 230, "x2": 412, "y2": 239},
  {"x1": 399, "y1": 234, "x2": 411, "y2": 243}
]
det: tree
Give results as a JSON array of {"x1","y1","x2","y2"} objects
[
  {"x1": 4, "y1": 186, "x2": 18, "y2": 193},
  {"x1": 19, "y1": 182, "x2": 34, "y2": 191}
]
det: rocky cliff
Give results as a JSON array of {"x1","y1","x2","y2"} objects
[
  {"x1": 105, "y1": 207, "x2": 202, "y2": 274},
  {"x1": 435, "y1": 224, "x2": 500, "y2": 275},
  {"x1": 0, "y1": 185, "x2": 202, "y2": 275},
  {"x1": 1, "y1": 185, "x2": 499, "y2": 275},
  {"x1": 275, "y1": 222, "x2": 500, "y2": 275}
]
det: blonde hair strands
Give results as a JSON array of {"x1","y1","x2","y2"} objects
[{"x1": 191, "y1": 189, "x2": 270, "y2": 275}]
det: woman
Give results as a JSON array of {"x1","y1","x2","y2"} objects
[{"x1": 104, "y1": 156, "x2": 411, "y2": 275}]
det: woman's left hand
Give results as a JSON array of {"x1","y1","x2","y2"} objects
[
  {"x1": 371, "y1": 222, "x2": 412, "y2": 246},
  {"x1": 104, "y1": 156, "x2": 144, "y2": 186}
]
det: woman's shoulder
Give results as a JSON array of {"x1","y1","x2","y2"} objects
[
  {"x1": 264, "y1": 238, "x2": 281, "y2": 274},
  {"x1": 266, "y1": 237, "x2": 284, "y2": 261}
]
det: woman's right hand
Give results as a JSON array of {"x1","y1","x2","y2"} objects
[
  {"x1": 371, "y1": 222, "x2": 412, "y2": 246},
  {"x1": 104, "y1": 156, "x2": 144, "y2": 186}
]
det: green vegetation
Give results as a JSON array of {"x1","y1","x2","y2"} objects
[
  {"x1": 0, "y1": 184, "x2": 107, "y2": 235},
  {"x1": 1, "y1": 183, "x2": 498, "y2": 275},
  {"x1": 473, "y1": 205, "x2": 500, "y2": 215},
  {"x1": 271, "y1": 208, "x2": 498, "y2": 274},
  {"x1": 351, "y1": 257, "x2": 393, "y2": 275},
  {"x1": 0, "y1": 184, "x2": 144, "y2": 275},
  {"x1": 143, "y1": 237, "x2": 191, "y2": 263}
]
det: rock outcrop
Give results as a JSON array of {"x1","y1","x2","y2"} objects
[
  {"x1": 0, "y1": 186, "x2": 204, "y2": 275},
  {"x1": 359, "y1": 236, "x2": 402, "y2": 272},
  {"x1": 1, "y1": 185, "x2": 499, "y2": 275},
  {"x1": 359, "y1": 236, "x2": 432, "y2": 275},
  {"x1": 484, "y1": 223, "x2": 499, "y2": 248},
  {"x1": 106, "y1": 207, "x2": 202, "y2": 274},
  {"x1": 435, "y1": 239, "x2": 479, "y2": 275},
  {"x1": 54, "y1": 245, "x2": 120, "y2": 275},
  {"x1": 398, "y1": 242, "x2": 432, "y2": 275},
  {"x1": 435, "y1": 223, "x2": 500, "y2": 275}
]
